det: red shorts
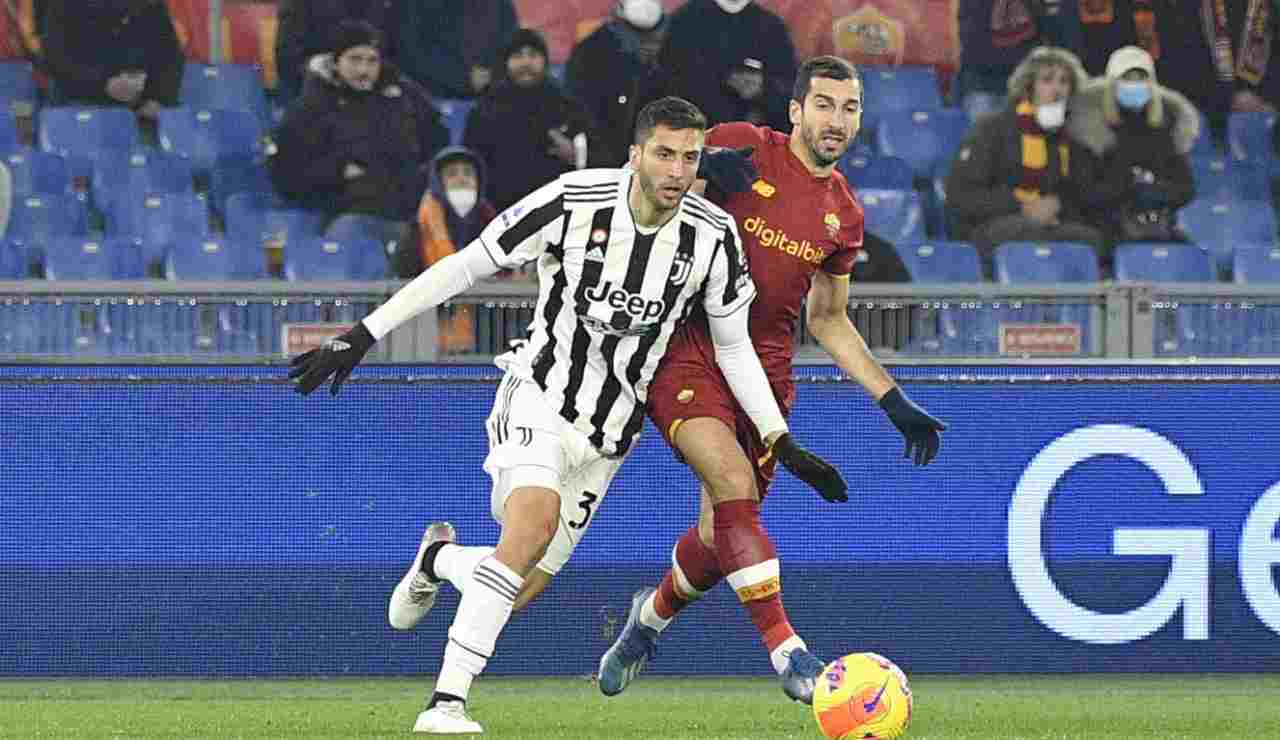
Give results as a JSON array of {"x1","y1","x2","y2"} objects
[{"x1": 647, "y1": 351, "x2": 793, "y2": 498}]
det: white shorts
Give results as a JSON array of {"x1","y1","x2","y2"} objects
[{"x1": 482, "y1": 372, "x2": 626, "y2": 575}]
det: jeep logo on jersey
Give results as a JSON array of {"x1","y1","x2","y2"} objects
[{"x1": 583, "y1": 281, "x2": 666, "y2": 321}]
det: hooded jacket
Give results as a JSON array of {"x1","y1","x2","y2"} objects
[
  {"x1": 270, "y1": 54, "x2": 449, "y2": 221},
  {"x1": 274, "y1": 0, "x2": 403, "y2": 103},
  {"x1": 42, "y1": 0, "x2": 183, "y2": 107},
  {"x1": 1066, "y1": 77, "x2": 1198, "y2": 231}
]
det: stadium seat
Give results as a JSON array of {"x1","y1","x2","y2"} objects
[
  {"x1": 43, "y1": 237, "x2": 142, "y2": 280},
  {"x1": 1114, "y1": 242, "x2": 1221, "y2": 356},
  {"x1": 895, "y1": 240, "x2": 981, "y2": 282},
  {"x1": 180, "y1": 63, "x2": 271, "y2": 124},
  {"x1": 5, "y1": 150, "x2": 71, "y2": 196},
  {"x1": 0, "y1": 61, "x2": 37, "y2": 117},
  {"x1": 1233, "y1": 245, "x2": 1280, "y2": 355},
  {"x1": 38, "y1": 107, "x2": 140, "y2": 179},
  {"x1": 1178, "y1": 198, "x2": 1278, "y2": 247},
  {"x1": 874, "y1": 108, "x2": 970, "y2": 179},
  {"x1": 208, "y1": 155, "x2": 275, "y2": 215},
  {"x1": 157, "y1": 108, "x2": 265, "y2": 176},
  {"x1": 1190, "y1": 155, "x2": 1271, "y2": 202},
  {"x1": 860, "y1": 65, "x2": 943, "y2": 134},
  {"x1": 1228, "y1": 111, "x2": 1276, "y2": 166},
  {"x1": 106, "y1": 192, "x2": 212, "y2": 268},
  {"x1": 995, "y1": 241, "x2": 1100, "y2": 283},
  {"x1": 1234, "y1": 244, "x2": 1280, "y2": 283},
  {"x1": 858, "y1": 188, "x2": 926, "y2": 244},
  {"x1": 91, "y1": 150, "x2": 195, "y2": 217},
  {"x1": 7, "y1": 193, "x2": 89, "y2": 274},
  {"x1": 225, "y1": 192, "x2": 325, "y2": 275},
  {"x1": 837, "y1": 152, "x2": 913, "y2": 190},
  {"x1": 285, "y1": 237, "x2": 387, "y2": 280},
  {"x1": 0, "y1": 238, "x2": 21, "y2": 278},
  {"x1": 165, "y1": 237, "x2": 242, "y2": 280},
  {"x1": 433, "y1": 98, "x2": 475, "y2": 146},
  {"x1": 1114, "y1": 242, "x2": 1214, "y2": 282}
]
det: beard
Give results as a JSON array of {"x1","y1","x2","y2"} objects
[
  {"x1": 801, "y1": 122, "x2": 848, "y2": 167},
  {"x1": 635, "y1": 168, "x2": 686, "y2": 212}
]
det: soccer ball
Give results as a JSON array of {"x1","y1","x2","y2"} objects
[{"x1": 811, "y1": 652, "x2": 912, "y2": 739}]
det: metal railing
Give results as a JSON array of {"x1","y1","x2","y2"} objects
[{"x1": 1, "y1": 279, "x2": 1279, "y2": 362}]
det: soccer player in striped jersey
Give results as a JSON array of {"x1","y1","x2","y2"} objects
[
  {"x1": 597, "y1": 57, "x2": 948, "y2": 704},
  {"x1": 288, "y1": 96, "x2": 845, "y2": 734}
]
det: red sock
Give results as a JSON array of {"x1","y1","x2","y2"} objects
[
  {"x1": 653, "y1": 526, "x2": 723, "y2": 619},
  {"x1": 712, "y1": 499, "x2": 796, "y2": 653}
]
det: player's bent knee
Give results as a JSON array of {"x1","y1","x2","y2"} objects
[
  {"x1": 497, "y1": 485, "x2": 561, "y2": 574},
  {"x1": 703, "y1": 462, "x2": 758, "y2": 504}
]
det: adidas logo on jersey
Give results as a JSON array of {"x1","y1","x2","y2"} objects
[{"x1": 584, "y1": 280, "x2": 665, "y2": 321}]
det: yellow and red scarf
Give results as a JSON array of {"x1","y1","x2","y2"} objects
[{"x1": 1013, "y1": 100, "x2": 1070, "y2": 203}]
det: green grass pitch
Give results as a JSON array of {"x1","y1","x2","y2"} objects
[{"x1": 1, "y1": 675, "x2": 1278, "y2": 739}]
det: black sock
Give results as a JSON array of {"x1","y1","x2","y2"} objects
[
  {"x1": 428, "y1": 691, "x2": 465, "y2": 709},
  {"x1": 421, "y1": 541, "x2": 450, "y2": 583}
]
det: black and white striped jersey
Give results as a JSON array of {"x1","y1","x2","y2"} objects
[{"x1": 476, "y1": 167, "x2": 755, "y2": 458}]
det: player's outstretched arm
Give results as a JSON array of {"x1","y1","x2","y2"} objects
[
  {"x1": 806, "y1": 271, "x2": 947, "y2": 465},
  {"x1": 288, "y1": 242, "x2": 499, "y2": 396}
]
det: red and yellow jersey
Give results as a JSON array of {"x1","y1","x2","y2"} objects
[{"x1": 658, "y1": 122, "x2": 865, "y2": 403}]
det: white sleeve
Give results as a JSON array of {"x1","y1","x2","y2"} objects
[
  {"x1": 476, "y1": 178, "x2": 567, "y2": 270},
  {"x1": 361, "y1": 241, "x2": 498, "y2": 341},
  {"x1": 702, "y1": 216, "x2": 756, "y2": 317},
  {"x1": 707, "y1": 303, "x2": 788, "y2": 442}
]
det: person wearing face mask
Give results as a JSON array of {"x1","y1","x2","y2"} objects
[
  {"x1": 650, "y1": 0, "x2": 797, "y2": 130},
  {"x1": 270, "y1": 21, "x2": 449, "y2": 255},
  {"x1": 410, "y1": 147, "x2": 505, "y2": 353},
  {"x1": 565, "y1": 0, "x2": 670, "y2": 166},
  {"x1": 946, "y1": 46, "x2": 1107, "y2": 278},
  {"x1": 1067, "y1": 45, "x2": 1198, "y2": 249}
]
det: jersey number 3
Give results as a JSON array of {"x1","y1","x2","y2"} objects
[{"x1": 568, "y1": 491, "x2": 598, "y2": 529}]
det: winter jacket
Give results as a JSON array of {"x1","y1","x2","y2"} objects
[
  {"x1": 270, "y1": 56, "x2": 449, "y2": 221},
  {"x1": 463, "y1": 79, "x2": 599, "y2": 212},
  {"x1": 42, "y1": 0, "x2": 182, "y2": 107},
  {"x1": 654, "y1": 0, "x2": 795, "y2": 130},
  {"x1": 275, "y1": 0, "x2": 403, "y2": 104},
  {"x1": 396, "y1": 0, "x2": 518, "y2": 99},
  {"x1": 946, "y1": 107, "x2": 1100, "y2": 241},
  {"x1": 1067, "y1": 78, "x2": 1198, "y2": 240},
  {"x1": 565, "y1": 18, "x2": 668, "y2": 167}
]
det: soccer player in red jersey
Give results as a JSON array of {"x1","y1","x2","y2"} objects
[{"x1": 597, "y1": 56, "x2": 947, "y2": 703}]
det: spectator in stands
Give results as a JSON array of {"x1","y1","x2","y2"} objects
[
  {"x1": 464, "y1": 28, "x2": 600, "y2": 212},
  {"x1": 1067, "y1": 46, "x2": 1197, "y2": 247},
  {"x1": 566, "y1": 0, "x2": 668, "y2": 167},
  {"x1": 397, "y1": 0, "x2": 518, "y2": 100},
  {"x1": 269, "y1": 21, "x2": 449, "y2": 250},
  {"x1": 41, "y1": 0, "x2": 182, "y2": 119},
  {"x1": 653, "y1": 0, "x2": 796, "y2": 130},
  {"x1": 275, "y1": 0, "x2": 404, "y2": 106},
  {"x1": 411, "y1": 146, "x2": 504, "y2": 353},
  {"x1": 946, "y1": 46, "x2": 1106, "y2": 278}
]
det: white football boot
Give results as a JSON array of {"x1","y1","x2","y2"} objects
[
  {"x1": 388, "y1": 522, "x2": 457, "y2": 630},
  {"x1": 413, "y1": 700, "x2": 484, "y2": 734}
]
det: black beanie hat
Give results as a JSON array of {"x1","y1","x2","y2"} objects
[
  {"x1": 503, "y1": 28, "x2": 549, "y2": 63},
  {"x1": 332, "y1": 19, "x2": 383, "y2": 57}
]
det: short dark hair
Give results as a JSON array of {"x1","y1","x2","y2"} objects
[
  {"x1": 792, "y1": 55, "x2": 861, "y2": 105},
  {"x1": 633, "y1": 96, "x2": 708, "y2": 146}
]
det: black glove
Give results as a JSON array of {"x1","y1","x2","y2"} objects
[
  {"x1": 697, "y1": 146, "x2": 758, "y2": 201},
  {"x1": 772, "y1": 433, "x2": 848, "y2": 503},
  {"x1": 288, "y1": 321, "x2": 376, "y2": 396},
  {"x1": 879, "y1": 387, "x2": 947, "y2": 466}
]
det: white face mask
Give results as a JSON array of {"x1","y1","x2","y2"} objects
[
  {"x1": 714, "y1": 0, "x2": 753, "y2": 13},
  {"x1": 1034, "y1": 100, "x2": 1067, "y2": 130},
  {"x1": 446, "y1": 187, "x2": 478, "y2": 218},
  {"x1": 619, "y1": 0, "x2": 662, "y2": 30}
]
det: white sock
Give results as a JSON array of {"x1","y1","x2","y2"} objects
[
  {"x1": 434, "y1": 556, "x2": 524, "y2": 701},
  {"x1": 638, "y1": 591, "x2": 672, "y2": 632},
  {"x1": 432, "y1": 544, "x2": 497, "y2": 593},
  {"x1": 770, "y1": 634, "x2": 807, "y2": 675}
]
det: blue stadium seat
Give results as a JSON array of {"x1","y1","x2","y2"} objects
[
  {"x1": 1191, "y1": 155, "x2": 1271, "y2": 202},
  {"x1": 38, "y1": 107, "x2": 140, "y2": 179},
  {"x1": 157, "y1": 108, "x2": 265, "y2": 176},
  {"x1": 43, "y1": 237, "x2": 142, "y2": 280},
  {"x1": 91, "y1": 150, "x2": 195, "y2": 217},
  {"x1": 1228, "y1": 111, "x2": 1276, "y2": 166},
  {"x1": 1234, "y1": 244, "x2": 1280, "y2": 283},
  {"x1": 859, "y1": 188, "x2": 926, "y2": 244},
  {"x1": 1178, "y1": 198, "x2": 1278, "y2": 246},
  {"x1": 208, "y1": 155, "x2": 274, "y2": 215},
  {"x1": 895, "y1": 240, "x2": 981, "y2": 281},
  {"x1": 285, "y1": 237, "x2": 387, "y2": 280},
  {"x1": 106, "y1": 192, "x2": 212, "y2": 267},
  {"x1": 433, "y1": 98, "x2": 475, "y2": 146},
  {"x1": 995, "y1": 241, "x2": 1100, "y2": 283},
  {"x1": 0, "y1": 238, "x2": 21, "y2": 278},
  {"x1": 1114, "y1": 242, "x2": 1214, "y2": 282},
  {"x1": 180, "y1": 63, "x2": 270, "y2": 123},
  {"x1": 165, "y1": 237, "x2": 241, "y2": 280},
  {"x1": 837, "y1": 152, "x2": 913, "y2": 190},
  {"x1": 225, "y1": 192, "x2": 325, "y2": 264},
  {"x1": 0, "y1": 61, "x2": 37, "y2": 117},
  {"x1": 860, "y1": 66, "x2": 943, "y2": 134},
  {"x1": 1233, "y1": 245, "x2": 1280, "y2": 355},
  {"x1": 5, "y1": 150, "x2": 71, "y2": 195},
  {"x1": 1115, "y1": 242, "x2": 1221, "y2": 355},
  {"x1": 7, "y1": 193, "x2": 89, "y2": 274},
  {"x1": 875, "y1": 108, "x2": 970, "y2": 178}
]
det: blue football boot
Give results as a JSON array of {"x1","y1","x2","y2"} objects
[
  {"x1": 781, "y1": 648, "x2": 827, "y2": 704},
  {"x1": 597, "y1": 587, "x2": 660, "y2": 696}
]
